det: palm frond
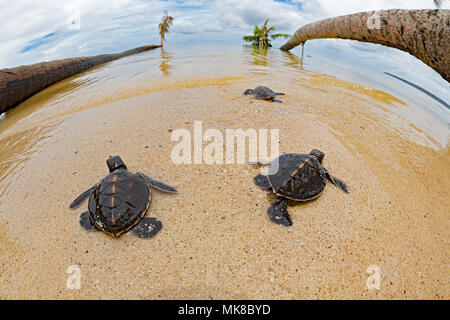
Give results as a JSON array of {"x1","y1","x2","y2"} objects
[
  {"x1": 243, "y1": 35, "x2": 258, "y2": 42},
  {"x1": 158, "y1": 10, "x2": 174, "y2": 45},
  {"x1": 271, "y1": 33, "x2": 290, "y2": 39}
]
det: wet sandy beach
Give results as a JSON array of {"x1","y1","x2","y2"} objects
[{"x1": 0, "y1": 45, "x2": 448, "y2": 299}]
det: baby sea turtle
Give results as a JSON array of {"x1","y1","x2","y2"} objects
[
  {"x1": 69, "y1": 156, "x2": 177, "y2": 238},
  {"x1": 253, "y1": 149, "x2": 349, "y2": 227},
  {"x1": 244, "y1": 86, "x2": 285, "y2": 102}
]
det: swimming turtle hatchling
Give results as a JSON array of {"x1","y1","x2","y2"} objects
[
  {"x1": 253, "y1": 149, "x2": 349, "y2": 226},
  {"x1": 243, "y1": 86, "x2": 285, "y2": 102},
  {"x1": 69, "y1": 156, "x2": 177, "y2": 238}
]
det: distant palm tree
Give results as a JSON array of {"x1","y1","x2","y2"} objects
[
  {"x1": 158, "y1": 10, "x2": 174, "y2": 47},
  {"x1": 243, "y1": 19, "x2": 289, "y2": 48}
]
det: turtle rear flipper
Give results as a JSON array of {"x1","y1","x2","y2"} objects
[
  {"x1": 321, "y1": 167, "x2": 349, "y2": 193},
  {"x1": 267, "y1": 197, "x2": 293, "y2": 227},
  {"x1": 79, "y1": 212, "x2": 98, "y2": 231},
  {"x1": 69, "y1": 187, "x2": 95, "y2": 209},
  {"x1": 275, "y1": 92, "x2": 285, "y2": 96},
  {"x1": 132, "y1": 218, "x2": 162, "y2": 238},
  {"x1": 253, "y1": 174, "x2": 271, "y2": 190},
  {"x1": 330, "y1": 176, "x2": 349, "y2": 193},
  {"x1": 140, "y1": 174, "x2": 177, "y2": 193}
]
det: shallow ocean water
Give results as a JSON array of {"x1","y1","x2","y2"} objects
[{"x1": 0, "y1": 41, "x2": 448, "y2": 299}]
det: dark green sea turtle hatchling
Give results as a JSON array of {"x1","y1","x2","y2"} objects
[
  {"x1": 253, "y1": 149, "x2": 349, "y2": 227},
  {"x1": 244, "y1": 86, "x2": 285, "y2": 102},
  {"x1": 69, "y1": 156, "x2": 177, "y2": 238}
]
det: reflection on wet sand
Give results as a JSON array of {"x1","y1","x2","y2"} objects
[
  {"x1": 247, "y1": 46, "x2": 268, "y2": 67},
  {"x1": 308, "y1": 73, "x2": 406, "y2": 105},
  {"x1": 0, "y1": 122, "x2": 58, "y2": 199},
  {"x1": 282, "y1": 50, "x2": 303, "y2": 70},
  {"x1": 159, "y1": 47, "x2": 173, "y2": 76}
]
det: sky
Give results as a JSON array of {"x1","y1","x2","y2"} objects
[{"x1": 0, "y1": 0, "x2": 448, "y2": 68}]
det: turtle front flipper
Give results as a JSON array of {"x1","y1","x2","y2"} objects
[
  {"x1": 320, "y1": 167, "x2": 349, "y2": 193},
  {"x1": 275, "y1": 92, "x2": 285, "y2": 96},
  {"x1": 79, "y1": 212, "x2": 98, "y2": 231},
  {"x1": 253, "y1": 174, "x2": 271, "y2": 190},
  {"x1": 69, "y1": 187, "x2": 95, "y2": 209},
  {"x1": 132, "y1": 218, "x2": 163, "y2": 238},
  {"x1": 267, "y1": 197, "x2": 293, "y2": 227},
  {"x1": 139, "y1": 173, "x2": 177, "y2": 193}
]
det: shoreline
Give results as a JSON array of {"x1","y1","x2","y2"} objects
[{"x1": 0, "y1": 45, "x2": 161, "y2": 114}]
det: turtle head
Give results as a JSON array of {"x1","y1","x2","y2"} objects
[
  {"x1": 107, "y1": 155, "x2": 127, "y2": 172},
  {"x1": 309, "y1": 149, "x2": 325, "y2": 163},
  {"x1": 243, "y1": 89, "x2": 253, "y2": 95}
]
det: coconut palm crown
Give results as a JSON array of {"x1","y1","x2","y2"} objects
[
  {"x1": 243, "y1": 19, "x2": 289, "y2": 48},
  {"x1": 158, "y1": 10, "x2": 174, "y2": 46}
]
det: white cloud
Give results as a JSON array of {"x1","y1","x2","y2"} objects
[
  {"x1": 306, "y1": 0, "x2": 449, "y2": 17},
  {"x1": 0, "y1": 0, "x2": 447, "y2": 67}
]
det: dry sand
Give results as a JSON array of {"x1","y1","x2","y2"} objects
[{"x1": 0, "y1": 60, "x2": 448, "y2": 299}]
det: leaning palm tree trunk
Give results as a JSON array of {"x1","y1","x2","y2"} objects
[
  {"x1": 0, "y1": 45, "x2": 161, "y2": 114},
  {"x1": 280, "y1": 9, "x2": 450, "y2": 82}
]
